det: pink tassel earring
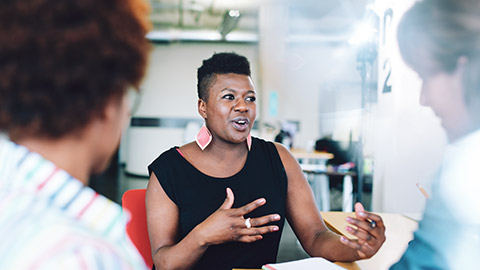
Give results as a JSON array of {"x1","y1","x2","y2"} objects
[
  {"x1": 246, "y1": 133, "x2": 252, "y2": 151},
  {"x1": 196, "y1": 125, "x2": 212, "y2": 150}
]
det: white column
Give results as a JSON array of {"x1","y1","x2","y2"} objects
[
  {"x1": 371, "y1": 0, "x2": 446, "y2": 213},
  {"x1": 258, "y1": 1, "x2": 289, "y2": 128}
]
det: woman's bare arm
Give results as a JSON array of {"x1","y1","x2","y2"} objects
[{"x1": 275, "y1": 143, "x2": 385, "y2": 262}]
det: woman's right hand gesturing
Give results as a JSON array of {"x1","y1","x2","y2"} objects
[{"x1": 193, "y1": 187, "x2": 281, "y2": 246}]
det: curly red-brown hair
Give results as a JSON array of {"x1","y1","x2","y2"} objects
[{"x1": 0, "y1": 0, "x2": 151, "y2": 139}]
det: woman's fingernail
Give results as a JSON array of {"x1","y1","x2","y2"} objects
[
  {"x1": 273, "y1": 226, "x2": 279, "y2": 231},
  {"x1": 346, "y1": 217, "x2": 352, "y2": 222},
  {"x1": 258, "y1": 198, "x2": 266, "y2": 204},
  {"x1": 340, "y1": 236, "x2": 347, "y2": 243},
  {"x1": 359, "y1": 212, "x2": 366, "y2": 217},
  {"x1": 274, "y1": 215, "x2": 281, "y2": 220},
  {"x1": 346, "y1": 226, "x2": 353, "y2": 232}
]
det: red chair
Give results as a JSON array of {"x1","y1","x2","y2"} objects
[{"x1": 122, "y1": 189, "x2": 153, "y2": 269}]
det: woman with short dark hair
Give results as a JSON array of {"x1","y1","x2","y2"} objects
[{"x1": 146, "y1": 52, "x2": 386, "y2": 270}]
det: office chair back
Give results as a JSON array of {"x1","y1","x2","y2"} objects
[{"x1": 122, "y1": 188, "x2": 153, "y2": 268}]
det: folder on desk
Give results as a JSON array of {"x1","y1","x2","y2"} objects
[{"x1": 262, "y1": 258, "x2": 345, "y2": 270}]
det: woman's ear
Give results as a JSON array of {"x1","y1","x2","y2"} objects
[{"x1": 198, "y1": 99, "x2": 207, "y2": 119}]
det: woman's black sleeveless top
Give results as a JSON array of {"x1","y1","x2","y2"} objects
[{"x1": 148, "y1": 137, "x2": 288, "y2": 270}]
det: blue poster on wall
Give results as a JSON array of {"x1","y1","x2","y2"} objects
[{"x1": 269, "y1": 91, "x2": 278, "y2": 117}]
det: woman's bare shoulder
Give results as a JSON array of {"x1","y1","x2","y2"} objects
[{"x1": 272, "y1": 142, "x2": 293, "y2": 161}]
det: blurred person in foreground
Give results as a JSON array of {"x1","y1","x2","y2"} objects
[
  {"x1": 0, "y1": 0, "x2": 150, "y2": 268},
  {"x1": 392, "y1": 0, "x2": 480, "y2": 269},
  {"x1": 146, "y1": 52, "x2": 386, "y2": 270}
]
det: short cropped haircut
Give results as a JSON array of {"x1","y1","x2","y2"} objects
[
  {"x1": 0, "y1": 0, "x2": 151, "y2": 139},
  {"x1": 197, "y1": 52, "x2": 251, "y2": 101}
]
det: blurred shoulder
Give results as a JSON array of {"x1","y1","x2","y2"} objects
[
  {"x1": 272, "y1": 141, "x2": 292, "y2": 160},
  {"x1": 0, "y1": 202, "x2": 145, "y2": 269}
]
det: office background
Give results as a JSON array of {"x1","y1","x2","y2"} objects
[{"x1": 0, "y1": 0, "x2": 447, "y2": 216}]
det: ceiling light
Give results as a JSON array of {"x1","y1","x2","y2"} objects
[{"x1": 218, "y1": 10, "x2": 241, "y2": 39}]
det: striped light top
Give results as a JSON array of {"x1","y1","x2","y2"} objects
[{"x1": 0, "y1": 139, "x2": 148, "y2": 270}]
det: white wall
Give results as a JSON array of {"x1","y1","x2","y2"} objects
[
  {"x1": 284, "y1": 44, "x2": 363, "y2": 146},
  {"x1": 371, "y1": 0, "x2": 447, "y2": 213},
  {"x1": 137, "y1": 43, "x2": 260, "y2": 118}
]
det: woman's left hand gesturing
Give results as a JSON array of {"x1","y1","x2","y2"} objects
[{"x1": 339, "y1": 202, "x2": 386, "y2": 259}]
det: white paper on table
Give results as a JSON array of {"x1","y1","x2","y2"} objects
[{"x1": 262, "y1": 258, "x2": 346, "y2": 270}]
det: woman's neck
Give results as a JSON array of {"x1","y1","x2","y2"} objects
[
  {"x1": 180, "y1": 137, "x2": 249, "y2": 178},
  {"x1": 205, "y1": 137, "x2": 248, "y2": 158}
]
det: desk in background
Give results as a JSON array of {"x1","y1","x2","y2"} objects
[
  {"x1": 292, "y1": 150, "x2": 333, "y2": 211},
  {"x1": 291, "y1": 150, "x2": 334, "y2": 162},
  {"x1": 292, "y1": 150, "x2": 356, "y2": 212}
]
